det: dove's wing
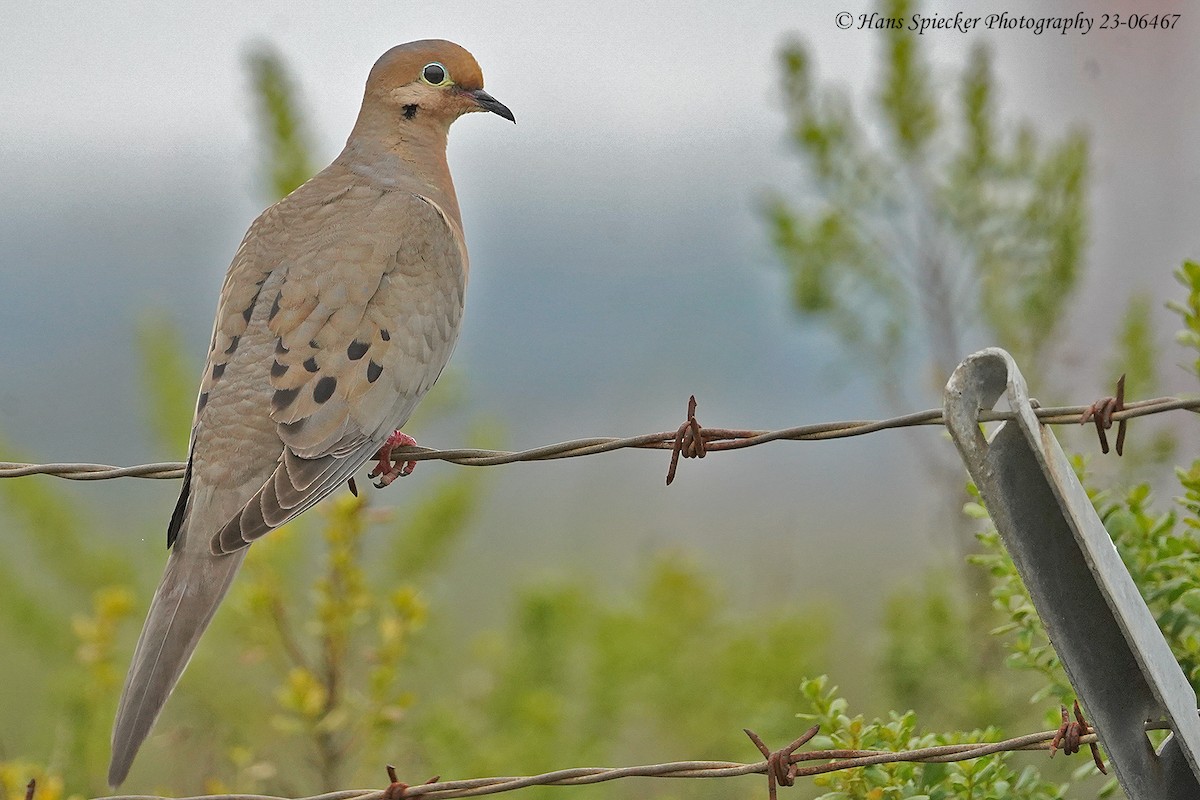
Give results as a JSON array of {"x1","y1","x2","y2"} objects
[{"x1": 209, "y1": 186, "x2": 467, "y2": 554}]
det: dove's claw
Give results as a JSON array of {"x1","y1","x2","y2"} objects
[{"x1": 369, "y1": 430, "x2": 419, "y2": 487}]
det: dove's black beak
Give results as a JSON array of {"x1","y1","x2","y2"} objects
[{"x1": 469, "y1": 89, "x2": 515, "y2": 123}]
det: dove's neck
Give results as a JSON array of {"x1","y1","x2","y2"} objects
[{"x1": 339, "y1": 118, "x2": 463, "y2": 227}]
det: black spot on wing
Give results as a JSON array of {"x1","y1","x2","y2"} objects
[
  {"x1": 367, "y1": 360, "x2": 383, "y2": 383},
  {"x1": 212, "y1": 362, "x2": 226, "y2": 380},
  {"x1": 276, "y1": 339, "x2": 289, "y2": 355},
  {"x1": 224, "y1": 335, "x2": 240, "y2": 355},
  {"x1": 303, "y1": 357, "x2": 319, "y2": 373},
  {"x1": 347, "y1": 340, "x2": 369, "y2": 360},
  {"x1": 309, "y1": 339, "x2": 320, "y2": 350},
  {"x1": 268, "y1": 292, "x2": 282, "y2": 321},
  {"x1": 273, "y1": 387, "x2": 300, "y2": 412},
  {"x1": 380, "y1": 329, "x2": 391, "y2": 341},
  {"x1": 271, "y1": 360, "x2": 289, "y2": 378},
  {"x1": 197, "y1": 391, "x2": 209, "y2": 412},
  {"x1": 242, "y1": 281, "x2": 266, "y2": 324},
  {"x1": 313, "y1": 376, "x2": 337, "y2": 404}
]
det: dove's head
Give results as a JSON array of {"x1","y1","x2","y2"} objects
[{"x1": 362, "y1": 40, "x2": 514, "y2": 129}]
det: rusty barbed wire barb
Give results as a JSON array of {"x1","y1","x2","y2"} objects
[
  {"x1": 744, "y1": 726, "x2": 818, "y2": 800},
  {"x1": 1081, "y1": 374, "x2": 1127, "y2": 456},
  {"x1": 1050, "y1": 704, "x2": 1074, "y2": 757},
  {"x1": 666, "y1": 394, "x2": 706, "y2": 485},
  {"x1": 8, "y1": 395, "x2": 1200, "y2": 483},
  {"x1": 384, "y1": 768, "x2": 441, "y2": 800},
  {"x1": 1050, "y1": 700, "x2": 1107, "y2": 774}
]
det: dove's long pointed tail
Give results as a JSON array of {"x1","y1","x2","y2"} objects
[{"x1": 108, "y1": 515, "x2": 246, "y2": 787}]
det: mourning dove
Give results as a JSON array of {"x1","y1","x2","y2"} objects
[{"x1": 108, "y1": 40, "x2": 513, "y2": 787}]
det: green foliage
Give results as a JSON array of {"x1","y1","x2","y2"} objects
[
  {"x1": 880, "y1": 576, "x2": 1026, "y2": 732},
  {"x1": 136, "y1": 312, "x2": 198, "y2": 455},
  {"x1": 770, "y1": 0, "x2": 1089, "y2": 392},
  {"x1": 232, "y1": 493, "x2": 451, "y2": 789},
  {"x1": 878, "y1": 0, "x2": 937, "y2": 158},
  {"x1": 245, "y1": 44, "x2": 317, "y2": 200},
  {"x1": 0, "y1": 765, "x2": 80, "y2": 800},
  {"x1": 1112, "y1": 294, "x2": 1157, "y2": 401},
  {"x1": 0, "y1": 450, "x2": 97, "y2": 653},
  {"x1": 971, "y1": 463, "x2": 1200, "y2": 708},
  {"x1": 959, "y1": 109, "x2": 1088, "y2": 380},
  {"x1": 799, "y1": 676, "x2": 1065, "y2": 799},
  {"x1": 0, "y1": 436, "x2": 138, "y2": 794},
  {"x1": 1169, "y1": 260, "x2": 1200, "y2": 379},
  {"x1": 387, "y1": 424, "x2": 496, "y2": 579},
  {"x1": 413, "y1": 556, "x2": 830, "y2": 800},
  {"x1": 64, "y1": 587, "x2": 138, "y2": 788}
]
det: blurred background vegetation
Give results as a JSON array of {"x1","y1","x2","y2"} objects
[{"x1": 2, "y1": 2, "x2": 1197, "y2": 798}]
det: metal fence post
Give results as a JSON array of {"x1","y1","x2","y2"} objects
[{"x1": 944, "y1": 348, "x2": 1200, "y2": 797}]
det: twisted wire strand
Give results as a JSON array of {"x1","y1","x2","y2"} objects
[
  {"x1": 5, "y1": 395, "x2": 1196, "y2": 482},
  {"x1": 90, "y1": 723, "x2": 1114, "y2": 800}
]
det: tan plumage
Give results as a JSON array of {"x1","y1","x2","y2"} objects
[{"x1": 108, "y1": 40, "x2": 512, "y2": 787}]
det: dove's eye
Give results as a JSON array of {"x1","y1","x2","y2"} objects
[{"x1": 421, "y1": 62, "x2": 449, "y2": 86}]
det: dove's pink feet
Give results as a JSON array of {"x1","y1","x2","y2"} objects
[{"x1": 369, "y1": 430, "x2": 419, "y2": 487}]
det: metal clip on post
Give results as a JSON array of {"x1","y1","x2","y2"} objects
[{"x1": 945, "y1": 348, "x2": 1200, "y2": 798}]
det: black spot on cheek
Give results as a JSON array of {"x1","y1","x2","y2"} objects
[
  {"x1": 224, "y1": 335, "x2": 240, "y2": 355},
  {"x1": 313, "y1": 376, "x2": 337, "y2": 404},
  {"x1": 303, "y1": 357, "x2": 319, "y2": 373},
  {"x1": 367, "y1": 360, "x2": 383, "y2": 383},
  {"x1": 271, "y1": 360, "x2": 289, "y2": 378},
  {"x1": 403, "y1": 104, "x2": 418, "y2": 120},
  {"x1": 197, "y1": 391, "x2": 209, "y2": 412},
  {"x1": 347, "y1": 340, "x2": 369, "y2": 360},
  {"x1": 212, "y1": 362, "x2": 226, "y2": 380},
  {"x1": 272, "y1": 387, "x2": 299, "y2": 411}
]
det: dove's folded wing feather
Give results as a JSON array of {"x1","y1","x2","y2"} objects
[{"x1": 210, "y1": 189, "x2": 467, "y2": 554}]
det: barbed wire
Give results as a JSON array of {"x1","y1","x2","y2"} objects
[
  {"x1": 90, "y1": 714, "x2": 1139, "y2": 800},
  {"x1": 17, "y1": 393, "x2": 1180, "y2": 798},
  {"x1": 3, "y1": 394, "x2": 1196, "y2": 485}
]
